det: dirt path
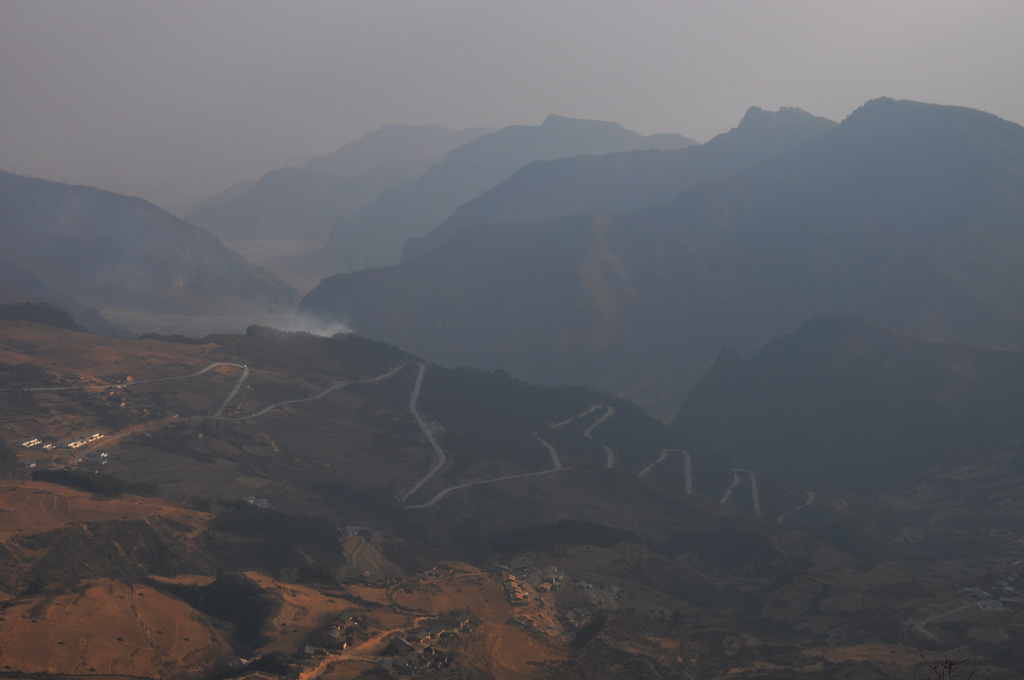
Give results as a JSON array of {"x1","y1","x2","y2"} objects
[{"x1": 907, "y1": 602, "x2": 975, "y2": 641}]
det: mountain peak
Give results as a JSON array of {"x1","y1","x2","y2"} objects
[
  {"x1": 840, "y1": 96, "x2": 1003, "y2": 128},
  {"x1": 540, "y1": 114, "x2": 624, "y2": 130},
  {"x1": 541, "y1": 114, "x2": 578, "y2": 125},
  {"x1": 737, "y1": 105, "x2": 818, "y2": 130}
]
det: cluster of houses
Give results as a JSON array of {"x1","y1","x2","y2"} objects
[
  {"x1": 242, "y1": 496, "x2": 271, "y2": 509},
  {"x1": 502, "y1": 573, "x2": 531, "y2": 607},
  {"x1": 19, "y1": 437, "x2": 54, "y2": 468},
  {"x1": 64, "y1": 432, "x2": 104, "y2": 449},
  {"x1": 960, "y1": 577, "x2": 1021, "y2": 612},
  {"x1": 16, "y1": 432, "x2": 111, "y2": 471},
  {"x1": 301, "y1": 614, "x2": 368, "y2": 656},
  {"x1": 558, "y1": 606, "x2": 598, "y2": 632},
  {"x1": 19, "y1": 437, "x2": 54, "y2": 450},
  {"x1": 498, "y1": 564, "x2": 578, "y2": 624},
  {"x1": 536, "y1": 565, "x2": 564, "y2": 594},
  {"x1": 574, "y1": 579, "x2": 609, "y2": 609},
  {"x1": 375, "y1": 617, "x2": 470, "y2": 674},
  {"x1": 84, "y1": 451, "x2": 108, "y2": 465}
]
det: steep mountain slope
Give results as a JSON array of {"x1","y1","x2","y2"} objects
[
  {"x1": 0, "y1": 172, "x2": 297, "y2": 316},
  {"x1": 302, "y1": 123, "x2": 494, "y2": 178},
  {"x1": 402, "y1": 106, "x2": 836, "y2": 261},
  {"x1": 673, "y1": 317, "x2": 1024, "y2": 490},
  {"x1": 185, "y1": 160, "x2": 434, "y2": 240},
  {"x1": 320, "y1": 115, "x2": 695, "y2": 268},
  {"x1": 300, "y1": 99, "x2": 1024, "y2": 414}
]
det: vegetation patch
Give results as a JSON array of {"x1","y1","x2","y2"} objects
[
  {"x1": 30, "y1": 469, "x2": 159, "y2": 498},
  {"x1": 491, "y1": 519, "x2": 641, "y2": 554}
]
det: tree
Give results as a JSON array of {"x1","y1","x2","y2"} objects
[
  {"x1": 887, "y1": 652, "x2": 977, "y2": 680},
  {"x1": 919, "y1": 654, "x2": 976, "y2": 679}
]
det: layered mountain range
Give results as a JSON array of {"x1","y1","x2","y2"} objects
[
  {"x1": 186, "y1": 124, "x2": 494, "y2": 241},
  {"x1": 4, "y1": 97, "x2": 1024, "y2": 680},
  {"x1": 320, "y1": 115, "x2": 695, "y2": 269},
  {"x1": 300, "y1": 98, "x2": 1024, "y2": 414},
  {"x1": 402, "y1": 106, "x2": 837, "y2": 261}
]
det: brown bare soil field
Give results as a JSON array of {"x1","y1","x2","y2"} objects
[
  {"x1": 149, "y1": 574, "x2": 218, "y2": 587},
  {"x1": 0, "y1": 320, "x2": 213, "y2": 381},
  {"x1": 0, "y1": 578, "x2": 231, "y2": 678},
  {"x1": 315, "y1": 659, "x2": 376, "y2": 680},
  {"x1": 389, "y1": 563, "x2": 512, "y2": 624},
  {"x1": 473, "y1": 623, "x2": 563, "y2": 680},
  {"x1": 807, "y1": 643, "x2": 923, "y2": 668},
  {"x1": 0, "y1": 481, "x2": 208, "y2": 544},
  {"x1": 243, "y1": 572, "x2": 350, "y2": 656}
]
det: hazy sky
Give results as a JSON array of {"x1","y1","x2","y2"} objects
[{"x1": 2, "y1": 0, "x2": 1023, "y2": 209}]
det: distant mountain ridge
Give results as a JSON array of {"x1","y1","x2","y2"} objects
[
  {"x1": 300, "y1": 99, "x2": 1024, "y2": 415},
  {"x1": 302, "y1": 123, "x2": 495, "y2": 179},
  {"x1": 186, "y1": 124, "x2": 495, "y2": 241},
  {"x1": 402, "y1": 106, "x2": 837, "y2": 261},
  {"x1": 672, "y1": 316, "x2": 1024, "y2": 490},
  {"x1": 320, "y1": 115, "x2": 696, "y2": 269},
  {"x1": 185, "y1": 160, "x2": 434, "y2": 240},
  {"x1": 0, "y1": 172, "x2": 297, "y2": 317}
]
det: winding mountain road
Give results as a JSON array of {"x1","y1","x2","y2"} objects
[
  {"x1": 405, "y1": 404, "x2": 619, "y2": 508},
  {"x1": 720, "y1": 469, "x2": 760, "y2": 516},
  {"x1": 745, "y1": 469, "x2": 760, "y2": 517},
  {"x1": 719, "y1": 470, "x2": 741, "y2": 505},
  {"x1": 213, "y1": 365, "x2": 249, "y2": 417},
  {"x1": 211, "y1": 363, "x2": 406, "y2": 422},
  {"x1": 400, "y1": 363, "x2": 447, "y2": 503},
  {"x1": 776, "y1": 491, "x2": 817, "y2": 524},
  {"x1": 583, "y1": 406, "x2": 617, "y2": 468},
  {"x1": 15, "y1": 352, "x2": 804, "y2": 523},
  {"x1": 638, "y1": 449, "x2": 692, "y2": 495}
]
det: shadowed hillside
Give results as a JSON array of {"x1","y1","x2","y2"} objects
[
  {"x1": 186, "y1": 161, "x2": 432, "y2": 240},
  {"x1": 0, "y1": 172, "x2": 297, "y2": 317},
  {"x1": 403, "y1": 106, "x2": 836, "y2": 261},
  {"x1": 300, "y1": 98, "x2": 1024, "y2": 414},
  {"x1": 672, "y1": 316, "x2": 1024, "y2": 489},
  {"x1": 320, "y1": 115, "x2": 695, "y2": 269}
]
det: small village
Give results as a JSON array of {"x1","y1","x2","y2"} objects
[
  {"x1": 958, "y1": 576, "x2": 1021, "y2": 612},
  {"x1": 16, "y1": 431, "x2": 112, "y2": 472}
]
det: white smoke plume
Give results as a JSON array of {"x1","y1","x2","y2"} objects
[{"x1": 286, "y1": 310, "x2": 352, "y2": 337}]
